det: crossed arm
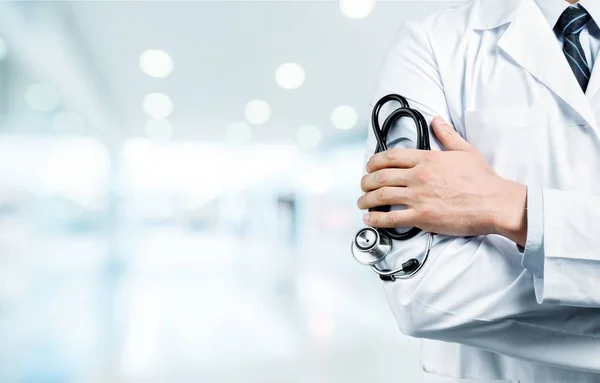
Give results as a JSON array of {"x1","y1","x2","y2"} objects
[
  {"x1": 357, "y1": 116, "x2": 529, "y2": 247},
  {"x1": 361, "y1": 20, "x2": 600, "y2": 373}
]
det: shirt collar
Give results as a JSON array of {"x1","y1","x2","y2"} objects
[
  {"x1": 535, "y1": 0, "x2": 600, "y2": 29},
  {"x1": 580, "y1": 0, "x2": 600, "y2": 28}
]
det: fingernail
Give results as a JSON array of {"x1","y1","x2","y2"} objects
[
  {"x1": 363, "y1": 213, "x2": 371, "y2": 224},
  {"x1": 434, "y1": 116, "x2": 450, "y2": 130}
]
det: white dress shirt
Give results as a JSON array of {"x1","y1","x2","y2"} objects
[{"x1": 521, "y1": 0, "x2": 600, "y2": 278}]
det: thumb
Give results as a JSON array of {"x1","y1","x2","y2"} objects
[{"x1": 431, "y1": 116, "x2": 475, "y2": 153}]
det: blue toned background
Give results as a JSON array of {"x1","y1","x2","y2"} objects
[{"x1": 0, "y1": 1, "x2": 458, "y2": 382}]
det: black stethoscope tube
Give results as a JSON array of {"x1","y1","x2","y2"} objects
[{"x1": 370, "y1": 94, "x2": 431, "y2": 241}]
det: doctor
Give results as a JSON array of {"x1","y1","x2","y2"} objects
[{"x1": 357, "y1": 0, "x2": 600, "y2": 382}]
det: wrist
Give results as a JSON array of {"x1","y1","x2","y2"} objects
[{"x1": 490, "y1": 179, "x2": 528, "y2": 246}]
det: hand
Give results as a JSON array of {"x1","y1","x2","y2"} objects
[{"x1": 357, "y1": 117, "x2": 527, "y2": 244}]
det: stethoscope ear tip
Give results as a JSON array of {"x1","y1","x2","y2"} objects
[{"x1": 379, "y1": 273, "x2": 396, "y2": 282}]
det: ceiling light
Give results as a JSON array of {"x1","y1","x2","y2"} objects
[
  {"x1": 142, "y1": 92, "x2": 173, "y2": 119},
  {"x1": 53, "y1": 112, "x2": 85, "y2": 133},
  {"x1": 244, "y1": 100, "x2": 271, "y2": 125},
  {"x1": 0, "y1": 37, "x2": 7, "y2": 61},
  {"x1": 297, "y1": 125, "x2": 322, "y2": 149},
  {"x1": 339, "y1": 0, "x2": 375, "y2": 19},
  {"x1": 226, "y1": 121, "x2": 252, "y2": 144},
  {"x1": 139, "y1": 49, "x2": 174, "y2": 78},
  {"x1": 275, "y1": 62, "x2": 306, "y2": 90},
  {"x1": 145, "y1": 119, "x2": 173, "y2": 141},
  {"x1": 331, "y1": 105, "x2": 358, "y2": 130},
  {"x1": 24, "y1": 83, "x2": 59, "y2": 112}
]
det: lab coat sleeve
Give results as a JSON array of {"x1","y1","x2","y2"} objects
[
  {"x1": 526, "y1": 188, "x2": 600, "y2": 307},
  {"x1": 367, "y1": 21, "x2": 600, "y2": 374},
  {"x1": 518, "y1": 186, "x2": 545, "y2": 277}
]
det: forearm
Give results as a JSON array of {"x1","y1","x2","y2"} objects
[{"x1": 490, "y1": 179, "x2": 528, "y2": 248}]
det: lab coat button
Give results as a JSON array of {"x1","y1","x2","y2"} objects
[{"x1": 579, "y1": 124, "x2": 590, "y2": 132}]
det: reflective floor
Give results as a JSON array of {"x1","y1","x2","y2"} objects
[{"x1": 0, "y1": 141, "x2": 422, "y2": 383}]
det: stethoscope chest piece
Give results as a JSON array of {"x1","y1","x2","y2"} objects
[
  {"x1": 352, "y1": 227, "x2": 391, "y2": 265},
  {"x1": 351, "y1": 93, "x2": 433, "y2": 282},
  {"x1": 352, "y1": 226, "x2": 434, "y2": 282}
]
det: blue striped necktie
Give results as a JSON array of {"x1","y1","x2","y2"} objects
[{"x1": 556, "y1": 4, "x2": 592, "y2": 92}]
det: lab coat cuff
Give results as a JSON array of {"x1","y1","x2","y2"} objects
[
  {"x1": 519, "y1": 186, "x2": 544, "y2": 278},
  {"x1": 532, "y1": 274, "x2": 545, "y2": 304}
]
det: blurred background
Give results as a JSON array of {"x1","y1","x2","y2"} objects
[{"x1": 0, "y1": 1, "x2": 460, "y2": 382}]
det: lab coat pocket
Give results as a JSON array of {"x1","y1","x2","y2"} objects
[
  {"x1": 465, "y1": 108, "x2": 547, "y2": 186},
  {"x1": 423, "y1": 369, "x2": 518, "y2": 383}
]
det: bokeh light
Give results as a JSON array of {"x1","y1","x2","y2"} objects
[
  {"x1": 24, "y1": 83, "x2": 59, "y2": 112},
  {"x1": 244, "y1": 100, "x2": 271, "y2": 125},
  {"x1": 142, "y1": 93, "x2": 174, "y2": 119},
  {"x1": 339, "y1": 0, "x2": 376, "y2": 19},
  {"x1": 331, "y1": 105, "x2": 358, "y2": 130},
  {"x1": 275, "y1": 62, "x2": 306, "y2": 90},
  {"x1": 139, "y1": 49, "x2": 174, "y2": 78}
]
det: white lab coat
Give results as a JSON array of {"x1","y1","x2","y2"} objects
[{"x1": 366, "y1": 0, "x2": 600, "y2": 381}]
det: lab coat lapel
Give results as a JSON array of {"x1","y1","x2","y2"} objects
[
  {"x1": 582, "y1": 0, "x2": 600, "y2": 103},
  {"x1": 497, "y1": 0, "x2": 598, "y2": 130},
  {"x1": 585, "y1": 57, "x2": 600, "y2": 103}
]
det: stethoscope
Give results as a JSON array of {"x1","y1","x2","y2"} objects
[{"x1": 351, "y1": 94, "x2": 435, "y2": 282}]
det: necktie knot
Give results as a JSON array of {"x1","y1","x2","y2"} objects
[{"x1": 557, "y1": 4, "x2": 591, "y2": 37}]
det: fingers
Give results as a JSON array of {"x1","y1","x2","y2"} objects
[
  {"x1": 357, "y1": 186, "x2": 412, "y2": 210},
  {"x1": 363, "y1": 209, "x2": 418, "y2": 229},
  {"x1": 366, "y1": 148, "x2": 424, "y2": 173},
  {"x1": 360, "y1": 168, "x2": 413, "y2": 192},
  {"x1": 431, "y1": 116, "x2": 477, "y2": 153}
]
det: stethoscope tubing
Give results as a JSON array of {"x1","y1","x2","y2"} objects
[{"x1": 352, "y1": 94, "x2": 435, "y2": 281}]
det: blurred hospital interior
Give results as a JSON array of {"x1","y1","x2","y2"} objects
[{"x1": 0, "y1": 1, "x2": 459, "y2": 382}]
